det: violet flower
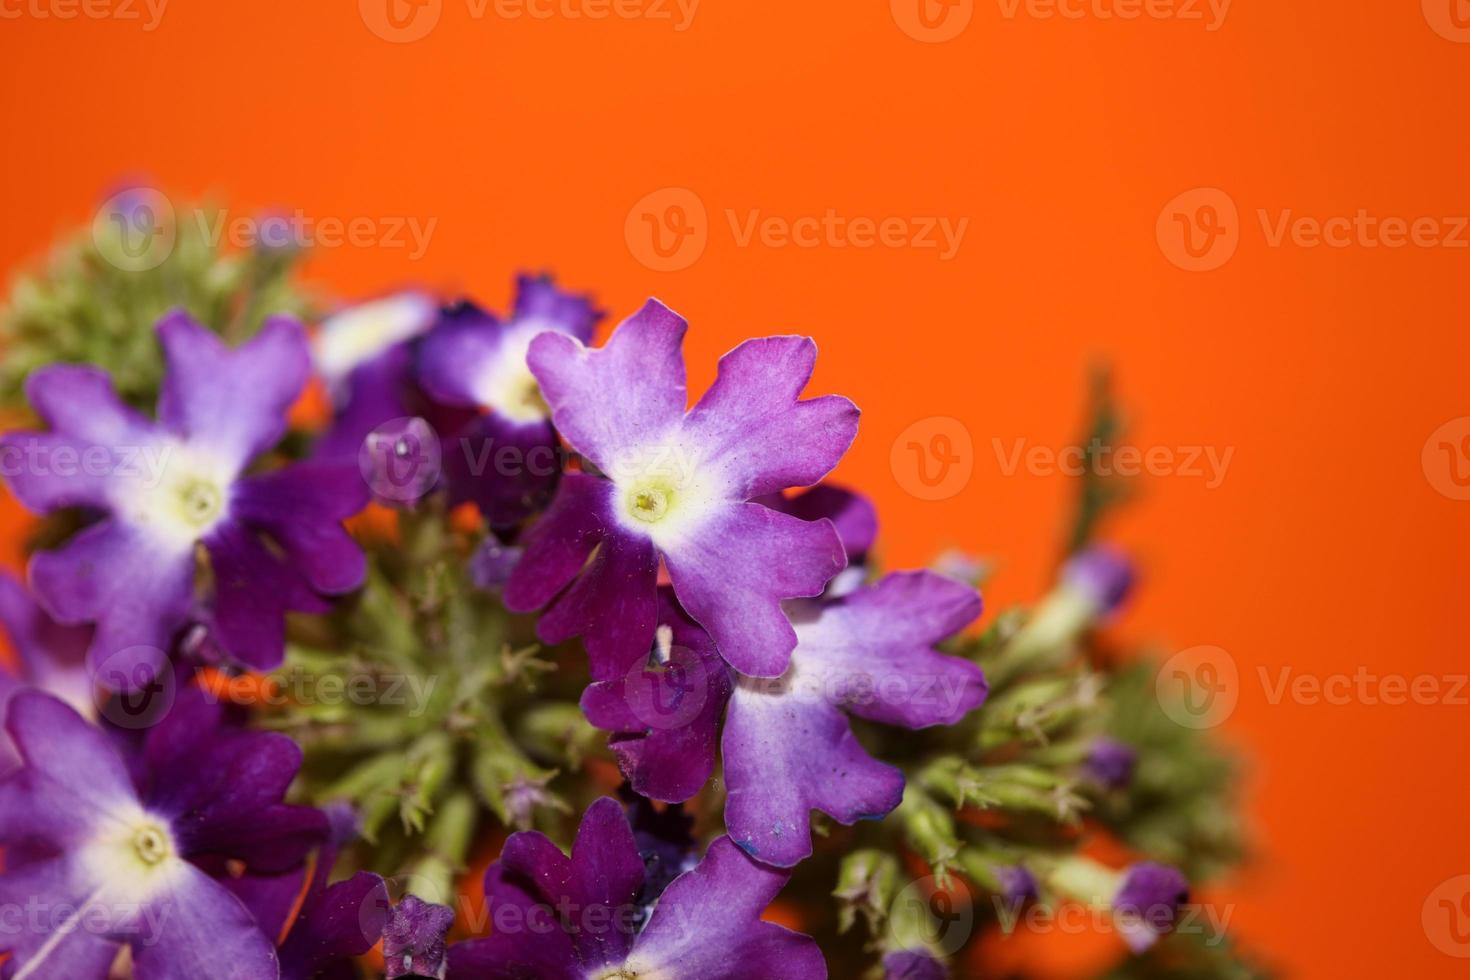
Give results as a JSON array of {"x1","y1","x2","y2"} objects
[
  {"x1": 585, "y1": 571, "x2": 987, "y2": 868},
  {"x1": 0, "y1": 311, "x2": 367, "y2": 687},
  {"x1": 418, "y1": 275, "x2": 602, "y2": 528},
  {"x1": 0, "y1": 689, "x2": 328, "y2": 977},
  {"x1": 505, "y1": 299, "x2": 859, "y2": 681},
  {"x1": 446, "y1": 797, "x2": 826, "y2": 980},
  {"x1": 759, "y1": 483, "x2": 877, "y2": 598},
  {"x1": 383, "y1": 895, "x2": 456, "y2": 980},
  {"x1": 1112, "y1": 861, "x2": 1190, "y2": 952},
  {"x1": 1062, "y1": 546, "x2": 1135, "y2": 617},
  {"x1": 882, "y1": 949, "x2": 947, "y2": 980},
  {"x1": 995, "y1": 864, "x2": 1040, "y2": 910}
]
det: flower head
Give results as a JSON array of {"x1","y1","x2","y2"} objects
[
  {"x1": 505, "y1": 300, "x2": 859, "y2": 682},
  {"x1": 1083, "y1": 736, "x2": 1137, "y2": 790},
  {"x1": 446, "y1": 797, "x2": 826, "y2": 980},
  {"x1": 1, "y1": 312, "x2": 367, "y2": 687},
  {"x1": 419, "y1": 275, "x2": 602, "y2": 527},
  {"x1": 586, "y1": 571, "x2": 986, "y2": 867},
  {"x1": 1062, "y1": 546, "x2": 1135, "y2": 616},
  {"x1": 0, "y1": 689, "x2": 329, "y2": 976},
  {"x1": 384, "y1": 894, "x2": 456, "y2": 980}
]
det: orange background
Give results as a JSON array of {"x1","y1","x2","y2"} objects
[{"x1": 2, "y1": 1, "x2": 1469, "y2": 976}]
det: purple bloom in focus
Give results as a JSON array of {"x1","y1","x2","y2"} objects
[
  {"x1": 0, "y1": 312, "x2": 368, "y2": 688},
  {"x1": 586, "y1": 572, "x2": 986, "y2": 868},
  {"x1": 1113, "y1": 861, "x2": 1190, "y2": 952},
  {"x1": 419, "y1": 276, "x2": 603, "y2": 528},
  {"x1": 1062, "y1": 546, "x2": 1134, "y2": 616},
  {"x1": 1083, "y1": 736, "x2": 1137, "y2": 790},
  {"x1": 384, "y1": 895, "x2": 456, "y2": 980},
  {"x1": 883, "y1": 949, "x2": 947, "y2": 980},
  {"x1": 0, "y1": 689, "x2": 329, "y2": 977},
  {"x1": 0, "y1": 572, "x2": 93, "y2": 772},
  {"x1": 446, "y1": 797, "x2": 826, "y2": 980},
  {"x1": 505, "y1": 300, "x2": 859, "y2": 681},
  {"x1": 313, "y1": 292, "x2": 439, "y2": 461}
]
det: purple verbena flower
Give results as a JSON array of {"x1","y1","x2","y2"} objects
[
  {"x1": 585, "y1": 572, "x2": 986, "y2": 868},
  {"x1": 1062, "y1": 546, "x2": 1135, "y2": 616},
  {"x1": 0, "y1": 689, "x2": 329, "y2": 977},
  {"x1": 0, "y1": 312, "x2": 368, "y2": 688},
  {"x1": 1112, "y1": 861, "x2": 1190, "y2": 952},
  {"x1": 419, "y1": 275, "x2": 602, "y2": 528},
  {"x1": 384, "y1": 895, "x2": 456, "y2": 980},
  {"x1": 469, "y1": 537, "x2": 523, "y2": 592},
  {"x1": 1083, "y1": 736, "x2": 1137, "y2": 790},
  {"x1": 882, "y1": 948, "x2": 947, "y2": 980},
  {"x1": 446, "y1": 797, "x2": 826, "y2": 980},
  {"x1": 504, "y1": 299, "x2": 859, "y2": 681},
  {"x1": 759, "y1": 483, "x2": 877, "y2": 597},
  {"x1": 995, "y1": 864, "x2": 1040, "y2": 909}
]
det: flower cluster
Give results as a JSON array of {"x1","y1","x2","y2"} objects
[{"x1": 0, "y1": 212, "x2": 1255, "y2": 980}]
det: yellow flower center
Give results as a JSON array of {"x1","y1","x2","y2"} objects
[
  {"x1": 627, "y1": 482, "x2": 674, "y2": 523},
  {"x1": 131, "y1": 823, "x2": 172, "y2": 866}
]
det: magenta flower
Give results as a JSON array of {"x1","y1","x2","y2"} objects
[
  {"x1": 0, "y1": 312, "x2": 367, "y2": 688},
  {"x1": 504, "y1": 300, "x2": 859, "y2": 681},
  {"x1": 446, "y1": 797, "x2": 826, "y2": 980},
  {"x1": 0, "y1": 690, "x2": 328, "y2": 977},
  {"x1": 419, "y1": 275, "x2": 603, "y2": 528},
  {"x1": 1113, "y1": 861, "x2": 1190, "y2": 952},
  {"x1": 585, "y1": 571, "x2": 987, "y2": 868}
]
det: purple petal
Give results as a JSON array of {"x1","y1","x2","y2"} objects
[
  {"x1": 156, "y1": 310, "x2": 309, "y2": 469},
  {"x1": 29, "y1": 521, "x2": 194, "y2": 691},
  {"x1": 0, "y1": 692, "x2": 137, "y2": 847},
  {"x1": 130, "y1": 866, "x2": 280, "y2": 980},
  {"x1": 231, "y1": 462, "x2": 368, "y2": 594},
  {"x1": 503, "y1": 472, "x2": 613, "y2": 613},
  {"x1": 682, "y1": 336, "x2": 859, "y2": 499},
  {"x1": 527, "y1": 299, "x2": 689, "y2": 474},
  {"x1": 792, "y1": 572, "x2": 987, "y2": 729},
  {"x1": 512, "y1": 272, "x2": 602, "y2": 343},
  {"x1": 1083, "y1": 737, "x2": 1137, "y2": 790},
  {"x1": 0, "y1": 571, "x2": 91, "y2": 701},
  {"x1": 1113, "y1": 862, "x2": 1189, "y2": 952},
  {"x1": 663, "y1": 503, "x2": 845, "y2": 677},
  {"x1": 314, "y1": 344, "x2": 418, "y2": 462},
  {"x1": 446, "y1": 866, "x2": 580, "y2": 980},
  {"x1": 537, "y1": 523, "x2": 658, "y2": 683},
  {"x1": 626, "y1": 837, "x2": 826, "y2": 980},
  {"x1": 582, "y1": 594, "x2": 732, "y2": 803},
  {"x1": 0, "y1": 856, "x2": 125, "y2": 977},
  {"x1": 25, "y1": 363, "x2": 155, "y2": 445},
  {"x1": 722, "y1": 678, "x2": 905, "y2": 868},
  {"x1": 760, "y1": 483, "x2": 878, "y2": 561},
  {"x1": 383, "y1": 894, "x2": 455, "y2": 980},
  {"x1": 1062, "y1": 546, "x2": 1135, "y2": 616},
  {"x1": 279, "y1": 871, "x2": 391, "y2": 980},
  {"x1": 883, "y1": 949, "x2": 948, "y2": 980},
  {"x1": 469, "y1": 536, "x2": 523, "y2": 591},
  {"x1": 203, "y1": 519, "x2": 328, "y2": 672}
]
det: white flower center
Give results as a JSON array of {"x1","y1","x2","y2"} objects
[
  {"x1": 79, "y1": 808, "x2": 184, "y2": 905},
  {"x1": 474, "y1": 322, "x2": 554, "y2": 425},
  {"x1": 316, "y1": 294, "x2": 433, "y2": 381},
  {"x1": 118, "y1": 442, "x2": 233, "y2": 549}
]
